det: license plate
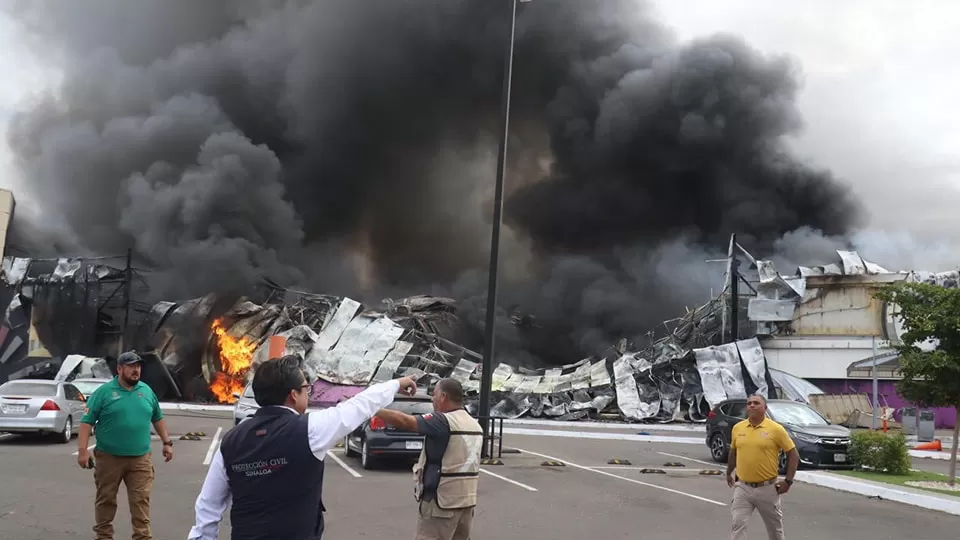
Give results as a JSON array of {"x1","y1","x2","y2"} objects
[
  {"x1": 2, "y1": 404, "x2": 25, "y2": 414},
  {"x1": 834, "y1": 453, "x2": 846, "y2": 463},
  {"x1": 406, "y1": 441, "x2": 423, "y2": 450}
]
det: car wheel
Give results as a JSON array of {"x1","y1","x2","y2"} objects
[
  {"x1": 778, "y1": 451, "x2": 787, "y2": 474},
  {"x1": 344, "y1": 436, "x2": 359, "y2": 458},
  {"x1": 58, "y1": 417, "x2": 72, "y2": 444},
  {"x1": 361, "y1": 440, "x2": 376, "y2": 470},
  {"x1": 709, "y1": 432, "x2": 728, "y2": 463}
]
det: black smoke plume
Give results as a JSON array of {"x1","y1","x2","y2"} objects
[{"x1": 2, "y1": 0, "x2": 863, "y2": 365}]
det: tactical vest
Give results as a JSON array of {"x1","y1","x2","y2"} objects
[
  {"x1": 220, "y1": 407, "x2": 326, "y2": 540},
  {"x1": 414, "y1": 409, "x2": 483, "y2": 509}
]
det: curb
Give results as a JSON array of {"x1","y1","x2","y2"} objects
[
  {"x1": 910, "y1": 449, "x2": 953, "y2": 461},
  {"x1": 157, "y1": 402, "x2": 708, "y2": 433},
  {"x1": 502, "y1": 427, "x2": 703, "y2": 444},
  {"x1": 794, "y1": 471, "x2": 960, "y2": 516},
  {"x1": 502, "y1": 418, "x2": 705, "y2": 433},
  {"x1": 160, "y1": 402, "x2": 233, "y2": 412}
]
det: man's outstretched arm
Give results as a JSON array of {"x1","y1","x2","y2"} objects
[
  {"x1": 187, "y1": 450, "x2": 231, "y2": 540},
  {"x1": 375, "y1": 408, "x2": 418, "y2": 432},
  {"x1": 377, "y1": 408, "x2": 450, "y2": 437},
  {"x1": 305, "y1": 376, "x2": 418, "y2": 455}
]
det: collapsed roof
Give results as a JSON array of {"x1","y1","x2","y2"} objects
[{"x1": 140, "y1": 285, "x2": 795, "y2": 422}]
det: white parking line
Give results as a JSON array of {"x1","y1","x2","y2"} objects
[
  {"x1": 203, "y1": 427, "x2": 223, "y2": 466},
  {"x1": 589, "y1": 466, "x2": 714, "y2": 471},
  {"x1": 480, "y1": 468, "x2": 537, "y2": 491},
  {"x1": 326, "y1": 449, "x2": 362, "y2": 478},
  {"x1": 514, "y1": 448, "x2": 725, "y2": 506},
  {"x1": 657, "y1": 452, "x2": 716, "y2": 467}
]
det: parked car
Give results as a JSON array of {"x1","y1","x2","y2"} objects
[
  {"x1": 232, "y1": 383, "x2": 259, "y2": 425},
  {"x1": 706, "y1": 398, "x2": 853, "y2": 472},
  {"x1": 343, "y1": 394, "x2": 433, "y2": 469},
  {"x1": 70, "y1": 377, "x2": 113, "y2": 398},
  {"x1": 0, "y1": 379, "x2": 86, "y2": 443}
]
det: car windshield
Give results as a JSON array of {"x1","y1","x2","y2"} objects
[
  {"x1": 242, "y1": 384, "x2": 255, "y2": 398},
  {"x1": 389, "y1": 399, "x2": 434, "y2": 415},
  {"x1": 768, "y1": 402, "x2": 828, "y2": 426},
  {"x1": 0, "y1": 381, "x2": 58, "y2": 397},
  {"x1": 73, "y1": 381, "x2": 106, "y2": 395}
]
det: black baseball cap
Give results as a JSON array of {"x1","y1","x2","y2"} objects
[{"x1": 117, "y1": 351, "x2": 144, "y2": 365}]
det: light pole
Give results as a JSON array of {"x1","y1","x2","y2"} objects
[
  {"x1": 478, "y1": 0, "x2": 521, "y2": 457},
  {"x1": 871, "y1": 335, "x2": 879, "y2": 430}
]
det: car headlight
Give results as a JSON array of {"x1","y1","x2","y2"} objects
[{"x1": 792, "y1": 432, "x2": 821, "y2": 444}]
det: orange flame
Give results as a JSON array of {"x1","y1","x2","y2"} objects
[
  {"x1": 210, "y1": 371, "x2": 246, "y2": 404},
  {"x1": 209, "y1": 318, "x2": 256, "y2": 404}
]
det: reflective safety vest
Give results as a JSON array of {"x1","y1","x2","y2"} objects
[{"x1": 413, "y1": 409, "x2": 483, "y2": 509}]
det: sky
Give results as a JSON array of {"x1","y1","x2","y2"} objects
[
  {"x1": 652, "y1": 0, "x2": 960, "y2": 240},
  {"x1": 0, "y1": 0, "x2": 957, "y2": 245}
]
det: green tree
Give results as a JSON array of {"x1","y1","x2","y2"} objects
[{"x1": 875, "y1": 281, "x2": 960, "y2": 485}]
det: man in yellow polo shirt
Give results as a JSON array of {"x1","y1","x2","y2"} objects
[{"x1": 726, "y1": 394, "x2": 798, "y2": 540}]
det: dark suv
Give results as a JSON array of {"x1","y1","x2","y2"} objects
[{"x1": 705, "y1": 398, "x2": 853, "y2": 472}]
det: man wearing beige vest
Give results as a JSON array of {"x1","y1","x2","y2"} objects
[{"x1": 373, "y1": 378, "x2": 483, "y2": 540}]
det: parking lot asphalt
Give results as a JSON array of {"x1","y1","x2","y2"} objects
[{"x1": 1, "y1": 411, "x2": 958, "y2": 540}]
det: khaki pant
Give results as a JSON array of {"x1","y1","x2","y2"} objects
[
  {"x1": 416, "y1": 498, "x2": 474, "y2": 540},
  {"x1": 730, "y1": 481, "x2": 784, "y2": 540},
  {"x1": 93, "y1": 450, "x2": 155, "y2": 540}
]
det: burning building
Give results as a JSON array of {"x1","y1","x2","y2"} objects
[{"x1": 0, "y1": 252, "x2": 139, "y2": 384}]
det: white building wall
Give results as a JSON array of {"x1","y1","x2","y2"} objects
[
  {"x1": 760, "y1": 336, "x2": 894, "y2": 379},
  {"x1": 756, "y1": 274, "x2": 906, "y2": 380}
]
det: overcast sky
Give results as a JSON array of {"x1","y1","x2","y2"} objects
[{"x1": 0, "y1": 1, "x2": 957, "y2": 241}]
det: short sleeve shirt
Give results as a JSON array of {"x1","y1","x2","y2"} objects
[
  {"x1": 415, "y1": 412, "x2": 452, "y2": 499},
  {"x1": 81, "y1": 377, "x2": 163, "y2": 457},
  {"x1": 731, "y1": 417, "x2": 795, "y2": 483}
]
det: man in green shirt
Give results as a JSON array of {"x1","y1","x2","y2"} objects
[{"x1": 77, "y1": 351, "x2": 174, "y2": 540}]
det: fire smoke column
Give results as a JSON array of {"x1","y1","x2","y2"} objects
[{"x1": 2, "y1": 1, "x2": 865, "y2": 365}]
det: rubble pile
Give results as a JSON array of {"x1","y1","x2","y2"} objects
[{"x1": 158, "y1": 287, "x2": 778, "y2": 423}]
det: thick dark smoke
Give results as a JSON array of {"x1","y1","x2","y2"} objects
[{"x1": 2, "y1": 0, "x2": 865, "y2": 365}]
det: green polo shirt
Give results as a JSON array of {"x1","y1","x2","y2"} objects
[{"x1": 81, "y1": 377, "x2": 163, "y2": 457}]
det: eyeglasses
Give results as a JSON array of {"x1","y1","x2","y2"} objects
[{"x1": 299, "y1": 383, "x2": 313, "y2": 397}]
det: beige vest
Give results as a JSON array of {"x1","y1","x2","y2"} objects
[{"x1": 413, "y1": 409, "x2": 483, "y2": 509}]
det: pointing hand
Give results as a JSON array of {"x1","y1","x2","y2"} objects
[{"x1": 397, "y1": 376, "x2": 418, "y2": 396}]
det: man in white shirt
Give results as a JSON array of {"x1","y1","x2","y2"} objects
[{"x1": 187, "y1": 355, "x2": 417, "y2": 540}]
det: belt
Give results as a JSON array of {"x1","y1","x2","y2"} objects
[{"x1": 740, "y1": 478, "x2": 777, "y2": 488}]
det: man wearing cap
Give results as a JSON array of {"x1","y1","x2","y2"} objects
[
  {"x1": 372, "y1": 378, "x2": 484, "y2": 540},
  {"x1": 77, "y1": 351, "x2": 174, "y2": 540}
]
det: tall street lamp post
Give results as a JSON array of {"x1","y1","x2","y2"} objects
[{"x1": 477, "y1": 0, "x2": 522, "y2": 457}]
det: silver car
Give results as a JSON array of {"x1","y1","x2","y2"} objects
[
  {"x1": 70, "y1": 377, "x2": 113, "y2": 399},
  {"x1": 0, "y1": 379, "x2": 86, "y2": 443},
  {"x1": 232, "y1": 383, "x2": 259, "y2": 425}
]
